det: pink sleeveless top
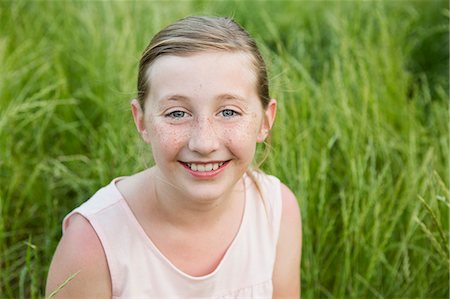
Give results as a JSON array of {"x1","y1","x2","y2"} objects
[{"x1": 63, "y1": 172, "x2": 282, "y2": 298}]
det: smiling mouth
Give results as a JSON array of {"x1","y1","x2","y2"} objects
[{"x1": 180, "y1": 161, "x2": 229, "y2": 172}]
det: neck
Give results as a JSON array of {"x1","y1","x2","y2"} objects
[{"x1": 149, "y1": 168, "x2": 245, "y2": 229}]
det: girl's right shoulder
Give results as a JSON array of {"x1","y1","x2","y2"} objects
[{"x1": 46, "y1": 213, "x2": 111, "y2": 298}]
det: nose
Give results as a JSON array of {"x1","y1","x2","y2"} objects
[{"x1": 188, "y1": 116, "x2": 220, "y2": 155}]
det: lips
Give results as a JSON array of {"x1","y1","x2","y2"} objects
[
  {"x1": 179, "y1": 160, "x2": 230, "y2": 173},
  {"x1": 185, "y1": 161, "x2": 224, "y2": 172}
]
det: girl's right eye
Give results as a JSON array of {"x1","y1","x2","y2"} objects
[{"x1": 166, "y1": 111, "x2": 187, "y2": 119}]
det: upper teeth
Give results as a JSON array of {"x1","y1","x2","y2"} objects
[{"x1": 186, "y1": 162, "x2": 225, "y2": 172}]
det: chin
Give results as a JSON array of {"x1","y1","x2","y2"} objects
[{"x1": 181, "y1": 183, "x2": 235, "y2": 203}]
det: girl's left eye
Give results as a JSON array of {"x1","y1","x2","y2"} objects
[{"x1": 220, "y1": 109, "x2": 239, "y2": 117}]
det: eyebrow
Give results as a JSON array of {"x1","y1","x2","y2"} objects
[
  {"x1": 155, "y1": 94, "x2": 189, "y2": 109},
  {"x1": 159, "y1": 94, "x2": 190, "y2": 102},
  {"x1": 216, "y1": 93, "x2": 249, "y2": 104},
  {"x1": 158, "y1": 93, "x2": 249, "y2": 104}
]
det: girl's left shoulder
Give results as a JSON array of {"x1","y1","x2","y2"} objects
[
  {"x1": 273, "y1": 182, "x2": 302, "y2": 298},
  {"x1": 279, "y1": 182, "x2": 301, "y2": 222}
]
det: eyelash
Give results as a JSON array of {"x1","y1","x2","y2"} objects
[
  {"x1": 166, "y1": 111, "x2": 188, "y2": 119},
  {"x1": 164, "y1": 109, "x2": 241, "y2": 119},
  {"x1": 219, "y1": 109, "x2": 240, "y2": 118}
]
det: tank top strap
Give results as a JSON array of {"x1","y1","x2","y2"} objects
[{"x1": 244, "y1": 170, "x2": 283, "y2": 242}]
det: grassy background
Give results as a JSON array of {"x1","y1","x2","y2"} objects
[{"x1": 0, "y1": 1, "x2": 448, "y2": 298}]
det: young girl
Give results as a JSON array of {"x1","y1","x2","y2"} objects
[{"x1": 46, "y1": 16, "x2": 301, "y2": 298}]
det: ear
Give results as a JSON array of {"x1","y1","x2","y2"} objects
[
  {"x1": 131, "y1": 99, "x2": 151, "y2": 144},
  {"x1": 257, "y1": 99, "x2": 277, "y2": 143}
]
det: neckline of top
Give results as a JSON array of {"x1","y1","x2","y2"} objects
[{"x1": 109, "y1": 174, "x2": 250, "y2": 281}]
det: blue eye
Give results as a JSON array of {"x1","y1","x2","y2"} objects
[
  {"x1": 221, "y1": 109, "x2": 238, "y2": 117},
  {"x1": 167, "y1": 111, "x2": 186, "y2": 118}
]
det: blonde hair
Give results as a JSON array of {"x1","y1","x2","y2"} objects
[
  {"x1": 136, "y1": 16, "x2": 272, "y2": 213},
  {"x1": 137, "y1": 16, "x2": 270, "y2": 110}
]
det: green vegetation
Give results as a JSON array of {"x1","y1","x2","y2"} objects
[{"x1": 0, "y1": 1, "x2": 448, "y2": 298}]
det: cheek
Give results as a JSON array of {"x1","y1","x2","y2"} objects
[
  {"x1": 233, "y1": 113, "x2": 261, "y2": 138},
  {"x1": 148, "y1": 121, "x2": 189, "y2": 153},
  {"x1": 221, "y1": 114, "x2": 261, "y2": 155}
]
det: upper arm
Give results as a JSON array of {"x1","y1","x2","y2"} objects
[
  {"x1": 46, "y1": 214, "x2": 112, "y2": 298},
  {"x1": 273, "y1": 183, "x2": 302, "y2": 299}
]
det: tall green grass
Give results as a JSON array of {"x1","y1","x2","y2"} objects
[{"x1": 0, "y1": 1, "x2": 448, "y2": 298}]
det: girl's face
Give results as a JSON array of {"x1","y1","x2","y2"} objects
[{"x1": 132, "y1": 51, "x2": 276, "y2": 202}]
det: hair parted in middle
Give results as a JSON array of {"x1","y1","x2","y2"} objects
[{"x1": 137, "y1": 16, "x2": 270, "y2": 111}]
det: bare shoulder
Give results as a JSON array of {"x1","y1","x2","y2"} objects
[
  {"x1": 273, "y1": 182, "x2": 302, "y2": 298},
  {"x1": 46, "y1": 214, "x2": 111, "y2": 298},
  {"x1": 280, "y1": 183, "x2": 301, "y2": 225}
]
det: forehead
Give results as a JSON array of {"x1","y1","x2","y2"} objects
[{"x1": 145, "y1": 51, "x2": 258, "y2": 104}]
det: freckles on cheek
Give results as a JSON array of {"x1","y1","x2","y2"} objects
[
  {"x1": 150, "y1": 123, "x2": 188, "y2": 147},
  {"x1": 222, "y1": 118, "x2": 259, "y2": 146}
]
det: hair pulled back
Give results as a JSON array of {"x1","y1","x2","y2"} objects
[{"x1": 137, "y1": 16, "x2": 270, "y2": 110}]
